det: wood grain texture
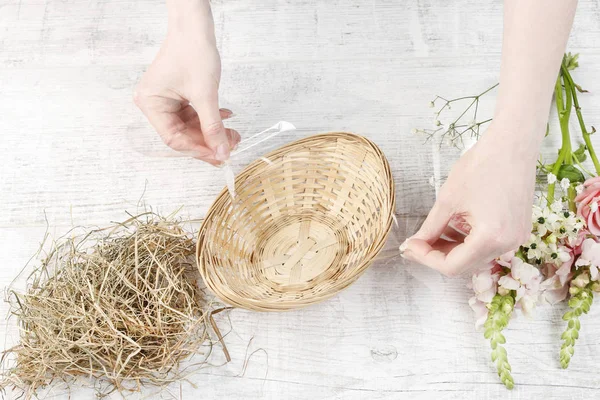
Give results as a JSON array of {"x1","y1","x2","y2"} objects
[{"x1": 1, "y1": 0, "x2": 600, "y2": 398}]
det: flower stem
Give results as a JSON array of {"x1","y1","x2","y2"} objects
[
  {"x1": 556, "y1": 72, "x2": 573, "y2": 164},
  {"x1": 548, "y1": 66, "x2": 574, "y2": 207},
  {"x1": 547, "y1": 149, "x2": 565, "y2": 206},
  {"x1": 562, "y1": 65, "x2": 600, "y2": 175}
]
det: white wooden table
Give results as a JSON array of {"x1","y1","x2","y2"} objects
[{"x1": 2, "y1": 0, "x2": 600, "y2": 398}]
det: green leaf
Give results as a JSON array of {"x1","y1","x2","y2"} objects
[
  {"x1": 573, "y1": 144, "x2": 588, "y2": 163},
  {"x1": 557, "y1": 164, "x2": 586, "y2": 184},
  {"x1": 563, "y1": 311, "x2": 573, "y2": 320},
  {"x1": 564, "y1": 52, "x2": 580, "y2": 71}
]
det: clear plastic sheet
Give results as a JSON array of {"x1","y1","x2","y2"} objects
[
  {"x1": 126, "y1": 100, "x2": 297, "y2": 198},
  {"x1": 221, "y1": 121, "x2": 296, "y2": 198}
]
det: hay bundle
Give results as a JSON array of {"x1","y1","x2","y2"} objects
[{"x1": 1, "y1": 212, "x2": 213, "y2": 398}]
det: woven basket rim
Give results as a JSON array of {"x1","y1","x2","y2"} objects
[{"x1": 196, "y1": 132, "x2": 396, "y2": 311}]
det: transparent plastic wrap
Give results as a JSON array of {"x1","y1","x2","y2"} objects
[{"x1": 127, "y1": 101, "x2": 298, "y2": 198}]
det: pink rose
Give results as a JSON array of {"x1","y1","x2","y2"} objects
[{"x1": 575, "y1": 176, "x2": 600, "y2": 235}]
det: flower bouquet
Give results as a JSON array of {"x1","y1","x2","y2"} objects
[{"x1": 416, "y1": 53, "x2": 599, "y2": 389}]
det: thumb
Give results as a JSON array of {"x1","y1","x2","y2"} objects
[{"x1": 193, "y1": 95, "x2": 230, "y2": 162}]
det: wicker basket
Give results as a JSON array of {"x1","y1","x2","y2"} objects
[{"x1": 197, "y1": 132, "x2": 395, "y2": 311}]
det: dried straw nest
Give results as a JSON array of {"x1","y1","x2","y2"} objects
[
  {"x1": 198, "y1": 132, "x2": 395, "y2": 311},
  {"x1": 1, "y1": 212, "x2": 219, "y2": 399}
]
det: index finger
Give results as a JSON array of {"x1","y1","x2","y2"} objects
[{"x1": 403, "y1": 229, "x2": 497, "y2": 276}]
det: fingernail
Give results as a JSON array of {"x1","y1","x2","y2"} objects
[
  {"x1": 399, "y1": 239, "x2": 410, "y2": 253},
  {"x1": 215, "y1": 143, "x2": 230, "y2": 162},
  {"x1": 221, "y1": 108, "x2": 234, "y2": 117}
]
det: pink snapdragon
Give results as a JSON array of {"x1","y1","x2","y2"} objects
[
  {"x1": 497, "y1": 257, "x2": 542, "y2": 316},
  {"x1": 468, "y1": 265, "x2": 501, "y2": 328},
  {"x1": 574, "y1": 238, "x2": 600, "y2": 281},
  {"x1": 540, "y1": 263, "x2": 572, "y2": 304}
]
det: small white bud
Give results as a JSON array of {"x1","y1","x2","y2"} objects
[
  {"x1": 547, "y1": 173, "x2": 557, "y2": 184},
  {"x1": 428, "y1": 101, "x2": 435, "y2": 108}
]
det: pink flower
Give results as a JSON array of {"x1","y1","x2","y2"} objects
[
  {"x1": 556, "y1": 254, "x2": 574, "y2": 285},
  {"x1": 540, "y1": 264, "x2": 572, "y2": 305},
  {"x1": 498, "y1": 258, "x2": 542, "y2": 317},
  {"x1": 497, "y1": 250, "x2": 515, "y2": 268},
  {"x1": 470, "y1": 267, "x2": 500, "y2": 303},
  {"x1": 468, "y1": 297, "x2": 489, "y2": 329},
  {"x1": 575, "y1": 238, "x2": 600, "y2": 281},
  {"x1": 569, "y1": 228, "x2": 588, "y2": 252},
  {"x1": 575, "y1": 176, "x2": 600, "y2": 235}
]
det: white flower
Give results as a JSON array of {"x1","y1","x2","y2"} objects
[
  {"x1": 546, "y1": 243, "x2": 572, "y2": 265},
  {"x1": 434, "y1": 120, "x2": 441, "y2": 127},
  {"x1": 576, "y1": 184, "x2": 585, "y2": 195},
  {"x1": 551, "y1": 200, "x2": 564, "y2": 213},
  {"x1": 560, "y1": 177, "x2": 571, "y2": 191},
  {"x1": 531, "y1": 205, "x2": 544, "y2": 223},
  {"x1": 591, "y1": 201, "x2": 598, "y2": 213},
  {"x1": 525, "y1": 235, "x2": 547, "y2": 260},
  {"x1": 562, "y1": 213, "x2": 584, "y2": 240},
  {"x1": 429, "y1": 101, "x2": 435, "y2": 108},
  {"x1": 547, "y1": 173, "x2": 557, "y2": 184},
  {"x1": 531, "y1": 206, "x2": 560, "y2": 236},
  {"x1": 410, "y1": 128, "x2": 418, "y2": 135}
]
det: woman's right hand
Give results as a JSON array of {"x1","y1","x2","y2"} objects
[{"x1": 134, "y1": 0, "x2": 240, "y2": 165}]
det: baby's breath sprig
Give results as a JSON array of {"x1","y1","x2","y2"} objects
[
  {"x1": 414, "y1": 83, "x2": 498, "y2": 149},
  {"x1": 484, "y1": 293, "x2": 515, "y2": 390},
  {"x1": 560, "y1": 271, "x2": 594, "y2": 369}
]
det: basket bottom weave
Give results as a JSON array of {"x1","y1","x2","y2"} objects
[{"x1": 253, "y1": 213, "x2": 348, "y2": 288}]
